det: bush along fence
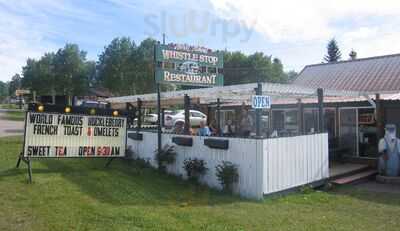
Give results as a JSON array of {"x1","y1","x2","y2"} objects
[{"x1": 127, "y1": 131, "x2": 329, "y2": 200}]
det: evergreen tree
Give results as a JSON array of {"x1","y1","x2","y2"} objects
[{"x1": 324, "y1": 38, "x2": 342, "y2": 63}]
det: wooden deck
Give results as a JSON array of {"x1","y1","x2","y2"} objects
[{"x1": 329, "y1": 162, "x2": 370, "y2": 179}]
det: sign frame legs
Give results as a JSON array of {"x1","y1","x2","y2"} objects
[
  {"x1": 105, "y1": 157, "x2": 116, "y2": 168},
  {"x1": 16, "y1": 153, "x2": 33, "y2": 183}
]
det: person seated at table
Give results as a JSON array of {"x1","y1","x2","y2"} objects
[
  {"x1": 197, "y1": 120, "x2": 211, "y2": 136},
  {"x1": 172, "y1": 121, "x2": 185, "y2": 134},
  {"x1": 223, "y1": 119, "x2": 235, "y2": 136},
  {"x1": 209, "y1": 119, "x2": 219, "y2": 135},
  {"x1": 240, "y1": 109, "x2": 253, "y2": 137}
]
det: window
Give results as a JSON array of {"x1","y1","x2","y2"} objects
[
  {"x1": 304, "y1": 109, "x2": 319, "y2": 134},
  {"x1": 191, "y1": 111, "x2": 203, "y2": 118}
]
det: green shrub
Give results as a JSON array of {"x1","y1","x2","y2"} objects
[
  {"x1": 155, "y1": 144, "x2": 176, "y2": 172},
  {"x1": 216, "y1": 161, "x2": 239, "y2": 193},
  {"x1": 125, "y1": 146, "x2": 136, "y2": 159},
  {"x1": 183, "y1": 158, "x2": 208, "y2": 184}
]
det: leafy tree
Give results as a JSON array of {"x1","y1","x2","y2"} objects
[
  {"x1": 21, "y1": 44, "x2": 90, "y2": 98},
  {"x1": 324, "y1": 38, "x2": 342, "y2": 63},
  {"x1": 223, "y1": 51, "x2": 289, "y2": 85},
  {"x1": 97, "y1": 37, "x2": 137, "y2": 95},
  {"x1": 97, "y1": 37, "x2": 166, "y2": 96},
  {"x1": 54, "y1": 44, "x2": 89, "y2": 96},
  {"x1": 285, "y1": 71, "x2": 298, "y2": 83},
  {"x1": 0, "y1": 81, "x2": 8, "y2": 97},
  {"x1": 8, "y1": 74, "x2": 22, "y2": 96}
]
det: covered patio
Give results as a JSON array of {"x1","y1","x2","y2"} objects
[{"x1": 107, "y1": 82, "x2": 373, "y2": 199}]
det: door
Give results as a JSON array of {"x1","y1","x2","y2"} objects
[{"x1": 339, "y1": 108, "x2": 358, "y2": 156}]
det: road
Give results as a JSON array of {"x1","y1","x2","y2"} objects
[{"x1": 0, "y1": 111, "x2": 24, "y2": 137}]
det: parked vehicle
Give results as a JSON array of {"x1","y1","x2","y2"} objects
[
  {"x1": 144, "y1": 110, "x2": 173, "y2": 125},
  {"x1": 164, "y1": 110, "x2": 207, "y2": 128},
  {"x1": 144, "y1": 114, "x2": 158, "y2": 124},
  {"x1": 80, "y1": 100, "x2": 108, "y2": 109}
]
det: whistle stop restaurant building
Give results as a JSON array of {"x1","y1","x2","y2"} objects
[
  {"x1": 107, "y1": 81, "x2": 370, "y2": 199},
  {"x1": 292, "y1": 53, "x2": 400, "y2": 163}
]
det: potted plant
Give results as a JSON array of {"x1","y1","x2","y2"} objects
[
  {"x1": 154, "y1": 144, "x2": 176, "y2": 172},
  {"x1": 216, "y1": 161, "x2": 239, "y2": 193},
  {"x1": 183, "y1": 158, "x2": 208, "y2": 184}
]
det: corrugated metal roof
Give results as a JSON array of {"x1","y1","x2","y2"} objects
[
  {"x1": 294, "y1": 53, "x2": 400, "y2": 93},
  {"x1": 107, "y1": 82, "x2": 363, "y2": 106}
]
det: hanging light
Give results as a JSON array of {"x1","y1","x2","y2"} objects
[
  {"x1": 90, "y1": 108, "x2": 96, "y2": 115},
  {"x1": 65, "y1": 106, "x2": 71, "y2": 113},
  {"x1": 112, "y1": 110, "x2": 119, "y2": 116},
  {"x1": 37, "y1": 105, "x2": 44, "y2": 112}
]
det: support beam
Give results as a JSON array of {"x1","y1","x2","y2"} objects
[
  {"x1": 161, "y1": 108, "x2": 165, "y2": 127},
  {"x1": 317, "y1": 88, "x2": 324, "y2": 133},
  {"x1": 216, "y1": 98, "x2": 221, "y2": 136},
  {"x1": 157, "y1": 84, "x2": 162, "y2": 153},
  {"x1": 137, "y1": 98, "x2": 142, "y2": 133},
  {"x1": 376, "y1": 94, "x2": 384, "y2": 139},
  {"x1": 255, "y1": 82, "x2": 262, "y2": 137},
  {"x1": 297, "y1": 99, "x2": 304, "y2": 134},
  {"x1": 126, "y1": 103, "x2": 135, "y2": 128},
  {"x1": 184, "y1": 94, "x2": 191, "y2": 135}
]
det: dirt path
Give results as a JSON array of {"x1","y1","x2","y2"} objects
[{"x1": 0, "y1": 111, "x2": 24, "y2": 137}]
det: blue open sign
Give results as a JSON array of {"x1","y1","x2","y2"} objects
[{"x1": 251, "y1": 95, "x2": 271, "y2": 109}]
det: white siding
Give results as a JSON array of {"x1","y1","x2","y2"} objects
[{"x1": 262, "y1": 133, "x2": 329, "y2": 194}]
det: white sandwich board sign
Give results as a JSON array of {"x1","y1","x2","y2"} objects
[{"x1": 23, "y1": 112, "x2": 127, "y2": 158}]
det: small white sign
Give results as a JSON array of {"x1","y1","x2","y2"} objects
[{"x1": 251, "y1": 95, "x2": 271, "y2": 109}]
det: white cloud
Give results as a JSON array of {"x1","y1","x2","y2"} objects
[
  {"x1": 0, "y1": 0, "x2": 105, "y2": 82},
  {"x1": 209, "y1": 0, "x2": 400, "y2": 42},
  {"x1": 208, "y1": 0, "x2": 400, "y2": 68},
  {"x1": 0, "y1": 5, "x2": 54, "y2": 82}
]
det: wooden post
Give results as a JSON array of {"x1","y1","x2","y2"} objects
[
  {"x1": 255, "y1": 82, "x2": 262, "y2": 137},
  {"x1": 157, "y1": 84, "x2": 162, "y2": 152},
  {"x1": 27, "y1": 157, "x2": 32, "y2": 183},
  {"x1": 33, "y1": 91, "x2": 37, "y2": 103},
  {"x1": 317, "y1": 88, "x2": 324, "y2": 133},
  {"x1": 137, "y1": 98, "x2": 142, "y2": 133},
  {"x1": 206, "y1": 106, "x2": 211, "y2": 125},
  {"x1": 376, "y1": 94, "x2": 384, "y2": 139},
  {"x1": 297, "y1": 98, "x2": 304, "y2": 134},
  {"x1": 184, "y1": 94, "x2": 191, "y2": 135},
  {"x1": 161, "y1": 108, "x2": 165, "y2": 127},
  {"x1": 217, "y1": 98, "x2": 221, "y2": 136}
]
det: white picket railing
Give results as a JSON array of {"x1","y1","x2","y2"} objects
[{"x1": 127, "y1": 131, "x2": 329, "y2": 199}]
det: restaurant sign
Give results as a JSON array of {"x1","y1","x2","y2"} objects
[
  {"x1": 155, "y1": 44, "x2": 224, "y2": 86},
  {"x1": 23, "y1": 112, "x2": 127, "y2": 158}
]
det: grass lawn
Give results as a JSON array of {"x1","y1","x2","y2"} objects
[
  {"x1": 0, "y1": 104, "x2": 20, "y2": 110},
  {"x1": 0, "y1": 111, "x2": 25, "y2": 121},
  {"x1": 1, "y1": 136, "x2": 400, "y2": 231}
]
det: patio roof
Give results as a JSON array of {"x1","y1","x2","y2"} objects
[{"x1": 106, "y1": 82, "x2": 366, "y2": 107}]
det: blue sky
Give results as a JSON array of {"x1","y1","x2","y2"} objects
[{"x1": 1, "y1": 0, "x2": 400, "y2": 82}]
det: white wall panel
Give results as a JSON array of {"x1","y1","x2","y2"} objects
[{"x1": 263, "y1": 133, "x2": 329, "y2": 194}]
